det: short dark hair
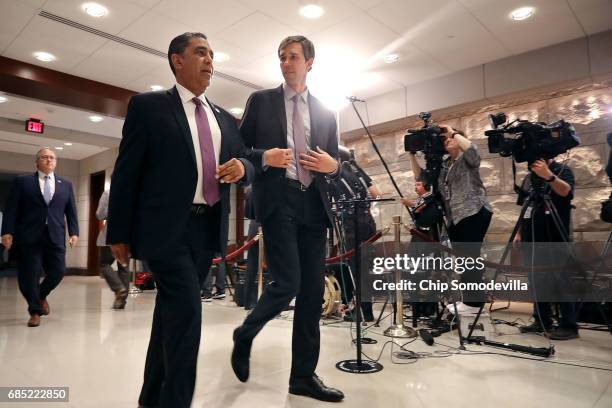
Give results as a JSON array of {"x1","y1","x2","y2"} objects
[
  {"x1": 278, "y1": 35, "x2": 315, "y2": 61},
  {"x1": 168, "y1": 32, "x2": 207, "y2": 75}
]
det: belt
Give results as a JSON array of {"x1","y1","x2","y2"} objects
[
  {"x1": 190, "y1": 204, "x2": 216, "y2": 215},
  {"x1": 285, "y1": 178, "x2": 309, "y2": 192}
]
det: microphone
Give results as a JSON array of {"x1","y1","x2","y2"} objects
[
  {"x1": 346, "y1": 96, "x2": 365, "y2": 103},
  {"x1": 419, "y1": 329, "x2": 434, "y2": 346}
]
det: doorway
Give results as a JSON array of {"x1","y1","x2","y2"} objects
[{"x1": 87, "y1": 171, "x2": 105, "y2": 276}]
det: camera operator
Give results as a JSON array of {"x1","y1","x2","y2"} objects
[
  {"x1": 329, "y1": 146, "x2": 380, "y2": 321},
  {"x1": 409, "y1": 126, "x2": 493, "y2": 314},
  {"x1": 516, "y1": 158, "x2": 578, "y2": 340}
]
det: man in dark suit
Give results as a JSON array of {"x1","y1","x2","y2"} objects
[
  {"x1": 1, "y1": 148, "x2": 78, "y2": 327},
  {"x1": 231, "y1": 35, "x2": 344, "y2": 402},
  {"x1": 107, "y1": 32, "x2": 253, "y2": 408}
]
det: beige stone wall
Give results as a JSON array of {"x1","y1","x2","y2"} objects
[{"x1": 345, "y1": 86, "x2": 612, "y2": 242}]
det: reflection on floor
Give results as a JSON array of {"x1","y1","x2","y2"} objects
[{"x1": 0, "y1": 276, "x2": 611, "y2": 408}]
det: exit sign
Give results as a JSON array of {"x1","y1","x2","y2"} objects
[{"x1": 25, "y1": 118, "x2": 44, "y2": 134}]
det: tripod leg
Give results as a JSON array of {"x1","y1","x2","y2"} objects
[
  {"x1": 466, "y1": 304, "x2": 486, "y2": 339},
  {"x1": 374, "y1": 297, "x2": 389, "y2": 327}
]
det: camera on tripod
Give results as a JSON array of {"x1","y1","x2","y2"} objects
[
  {"x1": 485, "y1": 112, "x2": 580, "y2": 164},
  {"x1": 402, "y1": 112, "x2": 446, "y2": 229},
  {"x1": 404, "y1": 112, "x2": 447, "y2": 155}
]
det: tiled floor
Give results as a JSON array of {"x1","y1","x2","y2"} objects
[{"x1": 0, "y1": 276, "x2": 611, "y2": 408}]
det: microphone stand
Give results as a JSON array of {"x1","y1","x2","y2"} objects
[
  {"x1": 348, "y1": 99, "x2": 408, "y2": 205},
  {"x1": 336, "y1": 196, "x2": 392, "y2": 374}
]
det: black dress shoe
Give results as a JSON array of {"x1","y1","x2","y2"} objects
[
  {"x1": 547, "y1": 326, "x2": 579, "y2": 340},
  {"x1": 231, "y1": 328, "x2": 251, "y2": 382},
  {"x1": 289, "y1": 375, "x2": 344, "y2": 402},
  {"x1": 519, "y1": 321, "x2": 551, "y2": 334}
]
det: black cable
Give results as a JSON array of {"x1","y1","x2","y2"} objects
[{"x1": 434, "y1": 340, "x2": 612, "y2": 372}]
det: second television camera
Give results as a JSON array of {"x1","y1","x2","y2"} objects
[
  {"x1": 404, "y1": 112, "x2": 447, "y2": 155},
  {"x1": 485, "y1": 112, "x2": 580, "y2": 164}
]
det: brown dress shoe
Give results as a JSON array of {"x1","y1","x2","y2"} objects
[
  {"x1": 41, "y1": 299, "x2": 50, "y2": 316},
  {"x1": 27, "y1": 314, "x2": 41, "y2": 327}
]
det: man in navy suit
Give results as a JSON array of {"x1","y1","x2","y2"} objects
[
  {"x1": 1, "y1": 148, "x2": 78, "y2": 327},
  {"x1": 231, "y1": 35, "x2": 344, "y2": 402},
  {"x1": 107, "y1": 32, "x2": 253, "y2": 408}
]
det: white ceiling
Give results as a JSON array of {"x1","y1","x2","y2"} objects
[
  {"x1": 0, "y1": 128, "x2": 107, "y2": 160},
  {"x1": 0, "y1": 0, "x2": 611, "y2": 159},
  {"x1": 0, "y1": 93, "x2": 124, "y2": 137},
  {"x1": 0, "y1": 93, "x2": 122, "y2": 159}
]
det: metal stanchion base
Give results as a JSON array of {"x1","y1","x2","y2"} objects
[
  {"x1": 336, "y1": 359, "x2": 383, "y2": 374},
  {"x1": 383, "y1": 325, "x2": 417, "y2": 338},
  {"x1": 129, "y1": 286, "x2": 142, "y2": 295}
]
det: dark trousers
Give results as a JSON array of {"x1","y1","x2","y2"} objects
[
  {"x1": 533, "y1": 302, "x2": 577, "y2": 330},
  {"x1": 448, "y1": 207, "x2": 492, "y2": 307},
  {"x1": 235, "y1": 182, "x2": 327, "y2": 379},
  {"x1": 18, "y1": 227, "x2": 66, "y2": 315},
  {"x1": 525, "y1": 243, "x2": 578, "y2": 330},
  {"x1": 244, "y1": 220, "x2": 260, "y2": 309},
  {"x1": 197, "y1": 257, "x2": 215, "y2": 296},
  {"x1": 138, "y1": 206, "x2": 218, "y2": 408},
  {"x1": 99, "y1": 246, "x2": 129, "y2": 293}
]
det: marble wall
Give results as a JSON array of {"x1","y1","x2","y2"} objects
[{"x1": 344, "y1": 86, "x2": 612, "y2": 242}]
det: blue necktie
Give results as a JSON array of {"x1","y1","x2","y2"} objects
[{"x1": 43, "y1": 176, "x2": 52, "y2": 204}]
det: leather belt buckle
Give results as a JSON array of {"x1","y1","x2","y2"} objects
[
  {"x1": 191, "y1": 204, "x2": 209, "y2": 215},
  {"x1": 287, "y1": 178, "x2": 308, "y2": 191}
]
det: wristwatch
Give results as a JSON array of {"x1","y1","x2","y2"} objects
[{"x1": 545, "y1": 174, "x2": 556, "y2": 182}]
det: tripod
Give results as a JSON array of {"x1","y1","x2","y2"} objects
[
  {"x1": 463, "y1": 171, "x2": 576, "y2": 357},
  {"x1": 575, "y1": 231, "x2": 612, "y2": 334},
  {"x1": 335, "y1": 196, "x2": 392, "y2": 374}
]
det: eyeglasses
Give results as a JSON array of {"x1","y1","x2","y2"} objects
[{"x1": 38, "y1": 155, "x2": 56, "y2": 161}]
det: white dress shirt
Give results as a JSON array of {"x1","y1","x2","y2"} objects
[
  {"x1": 37, "y1": 171, "x2": 55, "y2": 201},
  {"x1": 175, "y1": 82, "x2": 222, "y2": 204}
]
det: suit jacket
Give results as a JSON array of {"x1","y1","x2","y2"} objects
[
  {"x1": 107, "y1": 86, "x2": 254, "y2": 260},
  {"x1": 240, "y1": 85, "x2": 338, "y2": 223},
  {"x1": 1, "y1": 173, "x2": 79, "y2": 247}
]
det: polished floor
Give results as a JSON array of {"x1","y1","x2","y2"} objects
[{"x1": 0, "y1": 276, "x2": 611, "y2": 408}]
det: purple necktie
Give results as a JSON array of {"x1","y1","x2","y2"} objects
[
  {"x1": 292, "y1": 94, "x2": 312, "y2": 187},
  {"x1": 192, "y1": 97, "x2": 220, "y2": 206}
]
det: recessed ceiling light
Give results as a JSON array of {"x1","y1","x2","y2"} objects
[
  {"x1": 214, "y1": 52, "x2": 230, "y2": 63},
  {"x1": 510, "y1": 6, "x2": 535, "y2": 21},
  {"x1": 229, "y1": 107, "x2": 244, "y2": 115},
  {"x1": 33, "y1": 51, "x2": 56, "y2": 62},
  {"x1": 82, "y1": 2, "x2": 108, "y2": 18},
  {"x1": 0, "y1": 96, "x2": 7, "y2": 103},
  {"x1": 89, "y1": 115, "x2": 103, "y2": 123},
  {"x1": 383, "y1": 53, "x2": 400, "y2": 64},
  {"x1": 150, "y1": 85, "x2": 164, "y2": 91},
  {"x1": 299, "y1": 4, "x2": 324, "y2": 19},
  {"x1": 55, "y1": 146, "x2": 64, "y2": 150},
  {"x1": 64, "y1": 142, "x2": 73, "y2": 146}
]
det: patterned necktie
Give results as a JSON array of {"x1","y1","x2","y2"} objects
[
  {"x1": 43, "y1": 175, "x2": 52, "y2": 205},
  {"x1": 292, "y1": 94, "x2": 312, "y2": 187},
  {"x1": 192, "y1": 97, "x2": 220, "y2": 206}
]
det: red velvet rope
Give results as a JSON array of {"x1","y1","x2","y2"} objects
[
  {"x1": 325, "y1": 230, "x2": 384, "y2": 264},
  {"x1": 211, "y1": 235, "x2": 259, "y2": 264}
]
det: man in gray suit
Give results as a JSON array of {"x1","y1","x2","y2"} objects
[{"x1": 96, "y1": 189, "x2": 129, "y2": 309}]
